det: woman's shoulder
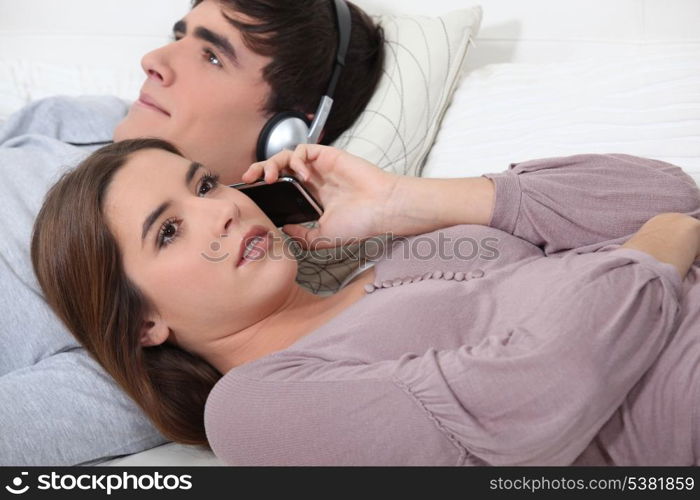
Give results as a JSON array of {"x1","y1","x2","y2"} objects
[
  {"x1": 204, "y1": 354, "x2": 288, "y2": 447},
  {"x1": 202, "y1": 348, "x2": 464, "y2": 466}
]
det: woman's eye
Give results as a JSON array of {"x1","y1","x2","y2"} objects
[
  {"x1": 198, "y1": 174, "x2": 220, "y2": 196},
  {"x1": 157, "y1": 218, "x2": 181, "y2": 248},
  {"x1": 204, "y1": 49, "x2": 222, "y2": 67},
  {"x1": 155, "y1": 173, "x2": 219, "y2": 249}
]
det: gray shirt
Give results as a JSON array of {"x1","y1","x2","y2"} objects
[
  {"x1": 0, "y1": 96, "x2": 167, "y2": 465},
  {"x1": 204, "y1": 154, "x2": 700, "y2": 465}
]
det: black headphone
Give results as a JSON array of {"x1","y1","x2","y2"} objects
[{"x1": 255, "y1": 0, "x2": 352, "y2": 161}]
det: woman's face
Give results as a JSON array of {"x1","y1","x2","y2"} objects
[
  {"x1": 113, "y1": 0, "x2": 272, "y2": 185},
  {"x1": 103, "y1": 148, "x2": 298, "y2": 351}
]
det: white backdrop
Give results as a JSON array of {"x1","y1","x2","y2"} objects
[{"x1": 1, "y1": 0, "x2": 699, "y2": 71}]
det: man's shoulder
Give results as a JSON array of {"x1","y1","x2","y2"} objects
[
  {"x1": 15, "y1": 95, "x2": 129, "y2": 122},
  {"x1": 0, "y1": 95, "x2": 129, "y2": 145},
  {"x1": 0, "y1": 96, "x2": 128, "y2": 285}
]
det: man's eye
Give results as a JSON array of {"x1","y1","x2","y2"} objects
[{"x1": 204, "y1": 49, "x2": 222, "y2": 67}]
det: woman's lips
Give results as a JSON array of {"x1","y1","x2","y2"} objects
[
  {"x1": 136, "y1": 93, "x2": 170, "y2": 116},
  {"x1": 237, "y1": 226, "x2": 271, "y2": 267}
]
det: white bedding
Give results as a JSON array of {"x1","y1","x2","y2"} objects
[
  {"x1": 425, "y1": 47, "x2": 700, "y2": 186},
  {"x1": 98, "y1": 443, "x2": 221, "y2": 467}
]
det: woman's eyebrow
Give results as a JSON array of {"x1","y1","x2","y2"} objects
[
  {"x1": 141, "y1": 201, "x2": 170, "y2": 247},
  {"x1": 185, "y1": 161, "x2": 204, "y2": 186},
  {"x1": 141, "y1": 162, "x2": 203, "y2": 247},
  {"x1": 172, "y1": 19, "x2": 239, "y2": 65}
]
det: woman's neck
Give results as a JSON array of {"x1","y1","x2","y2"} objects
[{"x1": 204, "y1": 266, "x2": 375, "y2": 375}]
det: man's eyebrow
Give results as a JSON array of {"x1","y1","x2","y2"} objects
[
  {"x1": 141, "y1": 162, "x2": 203, "y2": 247},
  {"x1": 171, "y1": 19, "x2": 238, "y2": 65}
]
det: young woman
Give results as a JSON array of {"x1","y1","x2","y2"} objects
[{"x1": 31, "y1": 138, "x2": 700, "y2": 465}]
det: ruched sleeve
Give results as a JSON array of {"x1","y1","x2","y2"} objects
[{"x1": 483, "y1": 154, "x2": 700, "y2": 254}]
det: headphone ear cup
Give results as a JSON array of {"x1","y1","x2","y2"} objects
[{"x1": 256, "y1": 111, "x2": 311, "y2": 162}]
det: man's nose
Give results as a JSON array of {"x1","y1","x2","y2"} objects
[{"x1": 140, "y1": 45, "x2": 175, "y2": 86}]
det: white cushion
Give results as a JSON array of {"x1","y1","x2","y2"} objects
[
  {"x1": 296, "y1": 7, "x2": 483, "y2": 293},
  {"x1": 422, "y1": 47, "x2": 700, "y2": 186},
  {"x1": 334, "y1": 7, "x2": 482, "y2": 176},
  {"x1": 99, "y1": 442, "x2": 222, "y2": 467},
  {"x1": 0, "y1": 62, "x2": 142, "y2": 121}
]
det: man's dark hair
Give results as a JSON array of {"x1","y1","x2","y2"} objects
[{"x1": 192, "y1": 0, "x2": 385, "y2": 145}]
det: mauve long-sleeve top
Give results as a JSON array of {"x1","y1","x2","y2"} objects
[{"x1": 204, "y1": 154, "x2": 700, "y2": 466}]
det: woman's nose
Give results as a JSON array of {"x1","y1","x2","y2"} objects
[
  {"x1": 140, "y1": 45, "x2": 175, "y2": 86},
  {"x1": 212, "y1": 199, "x2": 241, "y2": 239}
]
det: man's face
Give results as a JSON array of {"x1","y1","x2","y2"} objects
[{"x1": 113, "y1": 0, "x2": 272, "y2": 185}]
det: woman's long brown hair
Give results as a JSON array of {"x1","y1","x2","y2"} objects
[{"x1": 31, "y1": 138, "x2": 222, "y2": 446}]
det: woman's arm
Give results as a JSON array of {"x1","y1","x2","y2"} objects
[
  {"x1": 244, "y1": 147, "x2": 700, "y2": 250},
  {"x1": 243, "y1": 145, "x2": 495, "y2": 245},
  {"x1": 391, "y1": 154, "x2": 700, "y2": 252},
  {"x1": 380, "y1": 176, "x2": 495, "y2": 236},
  {"x1": 618, "y1": 212, "x2": 700, "y2": 279}
]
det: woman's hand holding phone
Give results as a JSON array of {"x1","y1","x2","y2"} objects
[{"x1": 242, "y1": 145, "x2": 400, "y2": 249}]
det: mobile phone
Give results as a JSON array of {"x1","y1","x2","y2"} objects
[{"x1": 229, "y1": 176, "x2": 323, "y2": 227}]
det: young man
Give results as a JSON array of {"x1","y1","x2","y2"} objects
[
  {"x1": 116, "y1": 0, "x2": 384, "y2": 183},
  {"x1": 0, "y1": 0, "x2": 383, "y2": 465}
]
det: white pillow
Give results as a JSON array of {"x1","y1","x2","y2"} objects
[
  {"x1": 334, "y1": 7, "x2": 482, "y2": 176},
  {"x1": 0, "y1": 61, "x2": 142, "y2": 121},
  {"x1": 297, "y1": 7, "x2": 483, "y2": 293},
  {"x1": 422, "y1": 48, "x2": 700, "y2": 183}
]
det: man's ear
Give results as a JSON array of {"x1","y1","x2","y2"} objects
[{"x1": 139, "y1": 313, "x2": 171, "y2": 347}]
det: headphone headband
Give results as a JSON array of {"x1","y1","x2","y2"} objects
[
  {"x1": 326, "y1": 0, "x2": 352, "y2": 99},
  {"x1": 306, "y1": 0, "x2": 352, "y2": 144},
  {"x1": 256, "y1": 0, "x2": 352, "y2": 159}
]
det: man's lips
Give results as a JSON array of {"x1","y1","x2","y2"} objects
[{"x1": 137, "y1": 93, "x2": 170, "y2": 116}]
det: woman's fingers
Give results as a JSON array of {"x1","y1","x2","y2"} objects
[
  {"x1": 288, "y1": 156, "x2": 310, "y2": 182},
  {"x1": 240, "y1": 151, "x2": 285, "y2": 184},
  {"x1": 263, "y1": 151, "x2": 291, "y2": 183},
  {"x1": 242, "y1": 147, "x2": 314, "y2": 184},
  {"x1": 295, "y1": 143, "x2": 325, "y2": 163},
  {"x1": 241, "y1": 162, "x2": 264, "y2": 183}
]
